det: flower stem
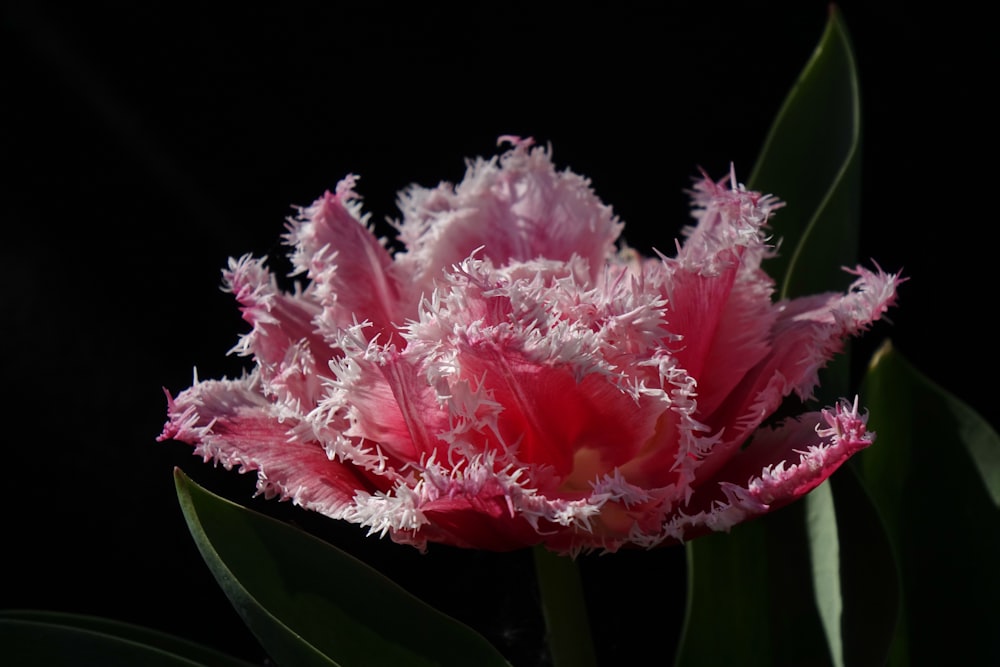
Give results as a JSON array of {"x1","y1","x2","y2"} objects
[{"x1": 532, "y1": 545, "x2": 598, "y2": 667}]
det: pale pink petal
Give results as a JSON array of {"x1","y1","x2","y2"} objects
[
  {"x1": 770, "y1": 264, "x2": 903, "y2": 402},
  {"x1": 159, "y1": 374, "x2": 379, "y2": 516},
  {"x1": 331, "y1": 343, "x2": 451, "y2": 465},
  {"x1": 392, "y1": 137, "x2": 623, "y2": 298},
  {"x1": 284, "y1": 177, "x2": 402, "y2": 336},
  {"x1": 676, "y1": 168, "x2": 779, "y2": 273},
  {"x1": 223, "y1": 255, "x2": 332, "y2": 408}
]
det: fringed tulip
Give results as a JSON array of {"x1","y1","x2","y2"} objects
[{"x1": 160, "y1": 137, "x2": 901, "y2": 554}]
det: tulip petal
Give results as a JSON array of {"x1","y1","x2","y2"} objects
[
  {"x1": 663, "y1": 172, "x2": 779, "y2": 418},
  {"x1": 670, "y1": 399, "x2": 873, "y2": 540},
  {"x1": 223, "y1": 254, "x2": 332, "y2": 409},
  {"x1": 160, "y1": 374, "x2": 376, "y2": 518},
  {"x1": 393, "y1": 138, "x2": 623, "y2": 298},
  {"x1": 284, "y1": 177, "x2": 402, "y2": 336}
]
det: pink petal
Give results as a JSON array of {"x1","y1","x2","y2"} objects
[
  {"x1": 661, "y1": 171, "x2": 780, "y2": 419},
  {"x1": 668, "y1": 398, "x2": 874, "y2": 541},
  {"x1": 661, "y1": 263, "x2": 776, "y2": 419},
  {"x1": 408, "y1": 491, "x2": 542, "y2": 551},
  {"x1": 454, "y1": 343, "x2": 656, "y2": 486},
  {"x1": 331, "y1": 344, "x2": 451, "y2": 465}
]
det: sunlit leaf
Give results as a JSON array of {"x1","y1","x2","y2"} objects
[
  {"x1": 805, "y1": 418, "x2": 899, "y2": 667},
  {"x1": 805, "y1": 482, "x2": 842, "y2": 666},
  {"x1": 174, "y1": 468, "x2": 512, "y2": 667}
]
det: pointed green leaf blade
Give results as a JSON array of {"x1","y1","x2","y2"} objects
[
  {"x1": 748, "y1": 5, "x2": 861, "y2": 301},
  {"x1": 804, "y1": 482, "x2": 843, "y2": 667},
  {"x1": 174, "y1": 468, "x2": 512, "y2": 667},
  {"x1": 859, "y1": 341, "x2": 1000, "y2": 665}
]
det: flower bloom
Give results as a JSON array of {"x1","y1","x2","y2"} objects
[{"x1": 160, "y1": 137, "x2": 901, "y2": 554}]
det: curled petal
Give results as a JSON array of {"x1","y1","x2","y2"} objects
[{"x1": 668, "y1": 398, "x2": 873, "y2": 540}]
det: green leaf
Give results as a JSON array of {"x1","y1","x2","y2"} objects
[
  {"x1": 748, "y1": 5, "x2": 861, "y2": 302},
  {"x1": 0, "y1": 611, "x2": 255, "y2": 667},
  {"x1": 858, "y1": 341, "x2": 1000, "y2": 665},
  {"x1": 174, "y1": 468, "x2": 512, "y2": 667}
]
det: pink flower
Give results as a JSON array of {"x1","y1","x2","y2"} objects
[{"x1": 160, "y1": 137, "x2": 901, "y2": 554}]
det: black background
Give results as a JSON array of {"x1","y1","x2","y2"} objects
[{"x1": 4, "y1": 2, "x2": 992, "y2": 665}]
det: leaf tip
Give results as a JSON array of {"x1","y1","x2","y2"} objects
[{"x1": 868, "y1": 339, "x2": 895, "y2": 372}]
